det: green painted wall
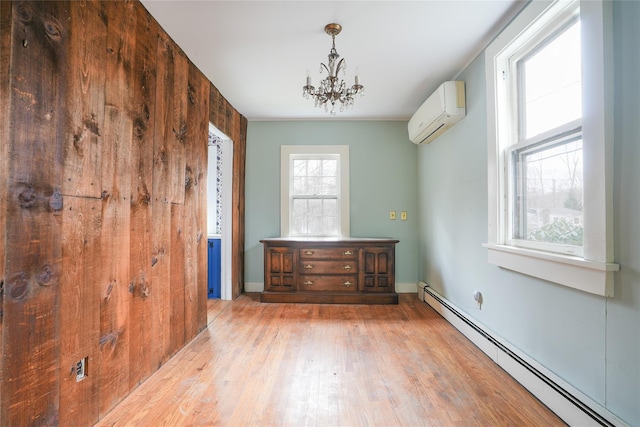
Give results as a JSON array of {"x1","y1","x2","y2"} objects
[
  {"x1": 244, "y1": 121, "x2": 419, "y2": 287},
  {"x1": 418, "y1": 1, "x2": 639, "y2": 424}
]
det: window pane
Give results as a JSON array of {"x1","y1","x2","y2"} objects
[
  {"x1": 307, "y1": 203, "x2": 322, "y2": 234},
  {"x1": 521, "y1": 20, "x2": 581, "y2": 138},
  {"x1": 323, "y1": 199, "x2": 337, "y2": 217},
  {"x1": 323, "y1": 159, "x2": 337, "y2": 176},
  {"x1": 293, "y1": 159, "x2": 306, "y2": 177},
  {"x1": 321, "y1": 177, "x2": 337, "y2": 195},
  {"x1": 307, "y1": 176, "x2": 321, "y2": 195},
  {"x1": 292, "y1": 199, "x2": 307, "y2": 234},
  {"x1": 514, "y1": 137, "x2": 583, "y2": 246},
  {"x1": 292, "y1": 176, "x2": 306, "y2": 195},
  {"x1": 323, "y1": 216, "x2": 338, "y2": 236},
  {"x1": 307, "y1": 160, "x2": 321, "y2": 177}
]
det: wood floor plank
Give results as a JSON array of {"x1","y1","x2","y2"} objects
[{"x1": 96, "y1": 294, "x2": 565, "y2": 427}]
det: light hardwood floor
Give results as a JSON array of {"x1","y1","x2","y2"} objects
[{"x1": 96, "y1": 294, "x2": 565, "y2": 426}]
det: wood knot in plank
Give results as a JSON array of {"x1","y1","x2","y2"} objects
[
  {"x1": 8, "y1": 272, "x2": 29, "y2": 300},
  {"x1": 133, "y1": 273, "x2": 150, "y2": 299},
  {"x1": 48, "y1": 188, "x2": 63, "y2": 211},
  {"x1": 43, "y1": 19, "x2": 63, "y2": 44},
  {"x1": 184, "y1": 166, "x2": 193, "y2": 191},
  {"x1": 133, "y1": 116, "x2": 147, "y2": 140},
  {"x1": 38, "y1": 265, "x2": 56, "y2": 287},
  {"x1": 151, "y1": 247, "x2": 166, "y2": 267},
  {"x1": 157, "y1": 148, "x2": 167, "y2": 165},
  {"x1": 104, "y1": 280, "x2": 116, "y2": 301},
  {"x1": 99, "y1": 328, "x2": 124, "y2": 349},
  {"x1": 188, "y1": 83, "x2": 196, "y2": 105},
  {"x1": 135, "y1": 186, "x2": 151, "y2": 205},
  {"x1": 139, "y1": 281, "x2": 150, "y2": 298},
  {"x1": 18, "y1": 186, "x2": 36, "y2": 208},
  {"x1": 73, "y1": 114, "x2": 101, "y2": 154},
  {"x1": 173, "y1": 123, "x2": 187, "y2": 144},
  {"x1": 17, "y1": 2, "x2": 33, "y2": 23}
]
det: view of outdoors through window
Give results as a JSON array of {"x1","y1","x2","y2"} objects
[
  {"x1": 291, "y1": 158, "x2": 339, "y2": 236},
  {"x1": 514, "y1": 18, "x2": 583, "y2": 247}
]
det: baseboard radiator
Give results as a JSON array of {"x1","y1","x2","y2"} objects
[{"x1": 418, "y1": 283, "x2": 627, "y2": 427}]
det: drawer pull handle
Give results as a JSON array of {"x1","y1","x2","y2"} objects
[
  {"x1": 343, "y1": 281, "x2": 354, "y2": 287},
  {"x1": 342, "y1": 265, "x2": 352, "y2": 270},
  {"x1": 304, "y1": 280, "x2": 313, "y2": 286},
  {"x1": 343, "y1": 250, "x2": 353, "y2": 256},
  {"x1": 304, "y1": 264, "x2": 314, "y2": 270},
  {"x1": 305, "y1": 250, "x2": 314, "y2": 255}
]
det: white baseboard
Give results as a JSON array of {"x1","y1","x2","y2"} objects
[
  {"x1": 396, "y1": 282, "x2": 418, "y2": 293},
  {"x1": 244, "y1": 282, "x2": 418, "y2": 294},
  {"x1": 243, "y1": 282, "x2": 264, "y2": 293},
  {"x1": 417, "y1": 282, "x2": 627, "y2": 427}
]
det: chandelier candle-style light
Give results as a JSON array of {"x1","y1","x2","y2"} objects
[{"x1": 302, "y1": 23, "x2": 364, "y2": 115}]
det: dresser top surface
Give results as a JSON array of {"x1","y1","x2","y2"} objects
[{"x1": 260, "y1": 236, "x2": 399, "y2": 244}]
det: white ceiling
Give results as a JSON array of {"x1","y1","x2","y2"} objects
[{"x1": 140, "y1": 0, "x2": 524, "y2": 121}]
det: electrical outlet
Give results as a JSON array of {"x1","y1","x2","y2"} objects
[
  {"x1": 401, "y1": 211, "x2": 407, "y2": 220},
  {"x1": 389, "y1": 211, "x2": 396, "y2": 220},
  {"x1": 75, "y1": 357, "x2": 88, "y2": 382}
]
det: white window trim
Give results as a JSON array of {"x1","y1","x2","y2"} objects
[
  {"x1": 280, "y1": 145, "x2": 350, "y2": 237},
  {"x1": 484, "y1": 0, "x2": 619, "y2": 297}
]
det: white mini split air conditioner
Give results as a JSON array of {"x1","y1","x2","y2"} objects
[{"x1": 408, "y1": 81, "x2": 466, "y2": 144}]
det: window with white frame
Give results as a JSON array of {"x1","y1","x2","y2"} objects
[
  {"x1": 485, "y1": 0, "x2": 618, "y2": 296},
  {"x1": 281, "y1": 145, "x2": 349, "y2": 237}
]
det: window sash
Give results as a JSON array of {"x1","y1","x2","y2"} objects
[
  {"x1": 507, "y1": 122, "x2": 584, "y2": 256},
  {"x1": 516, "y1": 15, "x2": 581, "y2": 141}
]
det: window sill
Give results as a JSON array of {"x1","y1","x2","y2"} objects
[{"x1": 483, "y1": 243, "x2": 619, "y2": 297}]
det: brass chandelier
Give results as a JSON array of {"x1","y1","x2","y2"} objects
[{"x1": 302, "y1": 23, "x2": 364, "y2": 115}]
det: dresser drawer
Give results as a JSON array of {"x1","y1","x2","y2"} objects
[
  {"x1": 300, "y1": 247, "x2": 358, "y2": 259},
  {"x1": 300, "y1": 260, "x2": 357, "y2": 274},
  {"x1": 299, "y1": 275, "x2": 358, "y2": 292}
]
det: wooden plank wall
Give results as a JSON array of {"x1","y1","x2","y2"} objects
[
  {"x1": 0, "y1": 1, "x2": 248, "y2": 425},
  {"x1": 209, "y1": 86, "x2": 248, "y2": 300}
]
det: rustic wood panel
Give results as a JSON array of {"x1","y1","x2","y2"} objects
[
  {"x1": 0, "y1": 1, "x2": 12, "y2": 422},
  {"x1": 63, "y1": 0, "x2": 106, "y2": 199},
  {"x1": 185, "y1": 64, "x2": 210, "y2": 338},
  {"x1": 156, "y1": 35, "x2": 188, "y2": 205},
  {"x1": 60, "y1": 196, "x2": 102, "y2": 426},
  {"x1": 3, "y1": 1, "x2": 69, "y2": 425},
  {"x1": 169, "y1": 203, "x2": 186, "y2": 355},
  {"x1": 98, "y1": 0, "x2": 136, "y2": 416},
  {"x1": 128, "y1": 2, "x2": 158, "y2": 390},
  {"x1": 151, "y1": 32, "x2": 174, "y2": 368},
  {"x1": 1, "y1": 0, "x2": 247, "y2": 423}
]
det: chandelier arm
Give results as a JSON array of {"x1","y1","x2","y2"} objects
[{"x1": 335, "y1": 58, "x2": 345, "y2": 75}]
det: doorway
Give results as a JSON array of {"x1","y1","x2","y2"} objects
[{"x1": 208, "y1": 124, "x2": 233, "y2": 300}]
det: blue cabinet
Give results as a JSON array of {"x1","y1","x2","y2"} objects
[{"x1": 207, "y1": 238, "x2": 221, "y2": 298}]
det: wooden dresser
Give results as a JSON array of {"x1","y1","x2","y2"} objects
[{"x1": 260, "y1": 237, "x2": 399, "y2": 304}]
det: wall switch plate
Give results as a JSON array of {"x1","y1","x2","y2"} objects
[
  {"x1": 401, "y1": 211, "x2": 407, "y2": 220},
  {"x1": 389, "y1": 211, "x2": 396, "y2": 220}
]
